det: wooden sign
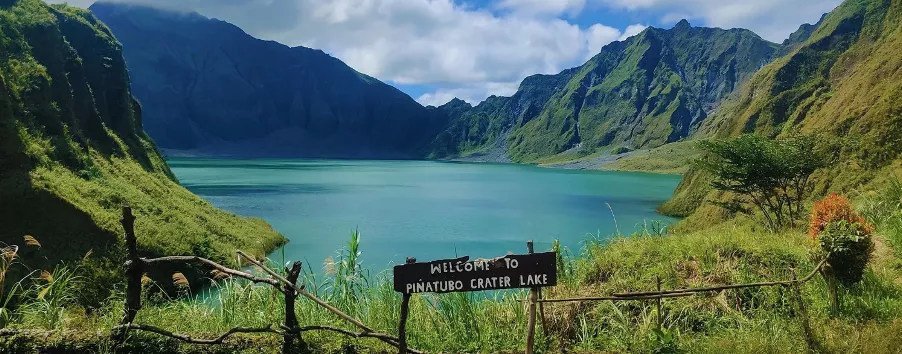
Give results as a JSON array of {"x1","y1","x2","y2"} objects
[{"x1": 393, "y1": 252, "x2": 557, "y2": 294}]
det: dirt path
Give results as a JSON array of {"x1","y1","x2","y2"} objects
[{"x1": 871, "y1": 235, "x2": 902, "y2": 287}]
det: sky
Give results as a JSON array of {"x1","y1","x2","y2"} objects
[{"x1": 48, "y1": 0, "x2": 841, "y2": 107}]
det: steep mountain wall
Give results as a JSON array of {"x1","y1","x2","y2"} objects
[
  {"x1": 90, "y1": 2, "x2": 446, "y2": 158},
  {"x1": 0, "y1": 0, "x2": 285, "y2": 301}
]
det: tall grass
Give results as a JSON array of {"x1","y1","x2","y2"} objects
[
  {"x1": 2, "y1": 217, "x2": 901, "y2": 353},
  {"x1": 860, "y1": 175, "x2": 902, "y2": 250},
  {"x1": 18, "y1": 265, "x2": 82, "y2": 330}
]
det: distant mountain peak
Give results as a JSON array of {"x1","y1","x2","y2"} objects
[
  {"x1": 437, "y1": 97, "x2": 471, "y2": 109},
  {"x1": 674, "y1": 19, "x2": 691, "y2": 30}
]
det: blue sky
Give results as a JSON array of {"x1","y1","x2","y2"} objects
[{"x1": 52, "y1": 0, "x2": 841, "y2": 106}]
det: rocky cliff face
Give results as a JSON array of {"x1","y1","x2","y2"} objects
[
  {"x1": 428, "y1": 21, "x2": 781, "y2": 162},
  {"x1": 90, "y1": 2, "x2": 445, "y2": 158}
]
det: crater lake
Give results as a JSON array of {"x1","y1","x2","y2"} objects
[{"x1": 169, "y1": 159, "x2": 682, "y2": 274}]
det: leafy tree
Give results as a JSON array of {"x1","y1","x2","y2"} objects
[{"x1": 696, "y1": 134, "x2": 835, "y2": 231}]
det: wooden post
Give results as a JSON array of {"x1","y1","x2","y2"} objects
[
  {"x1": 656, "y1": 276, "x2": 662, "y2": 331},
  {"x1": 115, "y1": 206, "x2": 142, "y2": 343},
  {"x1": 237, "y1": 250, "x2": 376, "y2": 333},
  {"x1": 283, "y1": 261, "x2": 303, "y2": 354},
  {"x1": 822, "y1": 264, "x2": 839, "y2": 315},
  {"x1": 525, "y1": 241, "x2": 538, "y2": 354},
  {"x1": 398, "y1": 257, "x2": 416, "y2": 354}
]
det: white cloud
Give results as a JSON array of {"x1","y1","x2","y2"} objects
[
  {"x1": 594, "y1": 0, "x2": 842, "y2": 42},
  {"x1": 50, "y1": 0, "x2": 643, "y2": 105},
  {"x1": 585, "y1": 23, "x2": 621, "y2": 60},
  {"x1": 281, "y1": 0, "x2": 594, "y2": 88},
  {"x1": 618, "y1": 24, "x2": 648, "y2": 40},
  {"x1": 496, "y1": 0, "x2": 587, "y2": 16}
]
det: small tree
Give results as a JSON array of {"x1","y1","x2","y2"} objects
[
  {"x1": 817, "y1": 220, "x2": 874, "y2": 286},
  {"x1": 697, "y1": 134, "x2": 834, "y2": 231}
]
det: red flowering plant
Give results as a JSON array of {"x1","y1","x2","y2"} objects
[
  {"x1": 809, "y1": 194, "x2": 873, "y2": 239},
  {"x1": 809, "y1": 194, "x2": 875, "y2": 286}
]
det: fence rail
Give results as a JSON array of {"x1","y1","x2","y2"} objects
[{"x1": 532, "y1": 257, "x2": 827, "y2": 303}]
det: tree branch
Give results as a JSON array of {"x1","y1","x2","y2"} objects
[
  {"x1": 112, "y1": 323, "x2": 280, "y2": 345},
  {"x1": 140, "y1": 256, "x2": 280, "y2": 287}
]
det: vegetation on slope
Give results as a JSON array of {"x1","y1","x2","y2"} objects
[
  {"x1": 666, "y1": 0, "x2": 902, "y2": 222},
  {"x1": 0, "y1": 0, "x2": 285, "y2": 302}
]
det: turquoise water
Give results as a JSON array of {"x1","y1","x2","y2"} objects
[{"x1": 169, "y1": 159, "x2": 681, "y2": 275}]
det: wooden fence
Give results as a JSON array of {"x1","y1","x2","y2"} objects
[
  {"x1": 107, "y1": 207, "x2": 827, "y2": 353},
  {"x1": 112, "y1": 206, "x2": 425, "y2": 354}
]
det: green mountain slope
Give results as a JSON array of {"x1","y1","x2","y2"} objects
[
  {"x1": 663, "y1": 0, "x2": 902, "y2": 220},
  {"x1": 511, "y1": 21, "x2": 781, "y2": 162},
  {"x1": 89, "y1": 2, "x2": 446, "y2": 158},
  {"x1": 426, "y1": 69, "x2": 578, "y2": 159},
  {"x1": 0, "y1": 0, "x2": 285, "y2": 300},
  {"x1": 428, "y1": 21, "x2": 780, "y2": 162}
]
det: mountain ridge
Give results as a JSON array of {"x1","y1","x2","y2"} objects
[
  {"x1": 428, "y1": 20, "x2": 782, "y2": 162},
  {"x1": 90, "y1": 1, "x2": 447, "y2": 158}
]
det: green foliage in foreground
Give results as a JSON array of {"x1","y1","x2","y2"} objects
[{"x1": 2, "y1": 186, "x2": 901, "y2": 353}]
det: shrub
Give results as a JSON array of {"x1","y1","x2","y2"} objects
[
  {"x1": 818, "y1": 220, "x2": 875, "y2": 286},
  {"x1": 809, "y1": 193, "x2": 872, "y2": 239}
]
